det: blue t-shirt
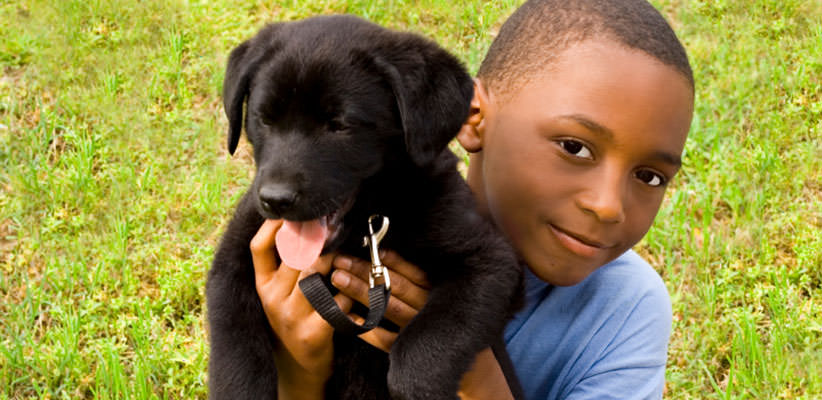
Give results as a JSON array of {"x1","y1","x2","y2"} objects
[{"x1": 504, "y1": 250, "x2": 672, "y2": 400}]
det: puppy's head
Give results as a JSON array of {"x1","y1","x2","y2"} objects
[{"x1": 222, "y1": 15, "x2": 472, "y2": 263}]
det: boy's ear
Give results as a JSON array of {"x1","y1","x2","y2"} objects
[
  {"x1": 457, "y1": 79, "x2": 490, "y2": 153},
  {"x1": 223, "y1": 23, "x2": 283, "y2": 155},
  {"x1": 373, "y1": 35, "x2": 474, "y2": 166}
]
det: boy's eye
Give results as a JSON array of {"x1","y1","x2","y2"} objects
[
  {"x1": 559, "y1": 140, "x2": 593, "y2": 160},
  {"x1": 635, "y1": 169, "x2": 667, "y2": 187}
]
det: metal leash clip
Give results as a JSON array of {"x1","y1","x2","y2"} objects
[{"x1": 363, "y1": 215, "x2": 390, "y2": 290}]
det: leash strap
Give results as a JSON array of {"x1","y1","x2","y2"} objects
[
  {"x1": 491, "y1": 337, "x2": 526, "y2": 400},
  {"x1": 299, "y1": 272, "x2": 390, "y2": 336},
  {"x1": 298, "y1": 214, "x2": 392, "y2": 336}
]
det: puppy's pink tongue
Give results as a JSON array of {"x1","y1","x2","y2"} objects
[{"x1": 275, "y1": 220, "x2": 329, "y2": 271}]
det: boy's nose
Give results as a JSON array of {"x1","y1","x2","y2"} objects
[{"x1": 576, "y1": 174, "x2": 626, "y2": 224}]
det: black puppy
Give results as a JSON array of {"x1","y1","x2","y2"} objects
[{"x1": 207, "y1": 15, "x2": 522, "y2": 400}]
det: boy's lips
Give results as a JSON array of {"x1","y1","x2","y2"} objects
[{"x1": 548, "y1": 224, "x2": 612, "y2": 258}]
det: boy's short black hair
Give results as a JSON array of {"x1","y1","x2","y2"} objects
[{"x1": 477, "y1": 0, "x2": 694, "y2": 99}]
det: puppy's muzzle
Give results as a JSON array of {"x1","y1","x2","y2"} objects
[{"x1": 259, "y1": 183, "x2": 299, "y2": 216}]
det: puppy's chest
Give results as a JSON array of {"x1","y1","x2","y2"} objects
[
  {"x1": 338, "y1": 224, "x2": 412, "y2": 261},
  {"x1": 338, "y1": 221, "x2": 445, "y2": 283},
  {"x1": 337, "y1": 169, "x2": 468, "y2": 277}
]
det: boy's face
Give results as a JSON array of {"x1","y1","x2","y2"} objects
[{"x1": 460, "y1": 39, "x2": 693, "y2": 286}]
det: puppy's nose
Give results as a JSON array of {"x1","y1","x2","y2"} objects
[{"x1": 258, "y1": 184, "x2": 298, "y2": 215}]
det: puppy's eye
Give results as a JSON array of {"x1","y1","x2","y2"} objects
[
  {"x1": 255, "y1": 112, "x2": 276, "y2": 127},
  {"x1": 327, "y1": 120, "x2": 348, "y2": 133},
  {"x1": 559, "y1": 139, "x2": 593, "y2": 160},
  {"x1": 635, "y1": 169, "x2": 667, "y2": 187}
]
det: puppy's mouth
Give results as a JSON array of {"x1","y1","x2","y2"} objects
[{"x1": 274, "y1": 195, "x2": 355, "y2": 271}]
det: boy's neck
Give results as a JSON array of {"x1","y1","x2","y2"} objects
[{"x1": 465, "y1": 152, "x2": 490, "y2": 219}]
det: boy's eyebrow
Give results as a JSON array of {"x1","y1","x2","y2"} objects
[
  {"x1": 651, "y1": 151, "x2": 682, "y2": 169},
  {"x1": 560, "y1": 114, "x2": 614, "y2": 140},
  {"x1": 560, "y1": 114, "x2": 682, "y2": 168}
]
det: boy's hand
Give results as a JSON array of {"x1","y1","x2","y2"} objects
[
  {"x1": 330, "y1": 250, "x2": 432, "y2": 352},
  {"x1": 251, "y1": 219, "x2": 353, "y2": 399},
  {"x1": 330, "y1": 251, "x2": 513, "y2": 400}
]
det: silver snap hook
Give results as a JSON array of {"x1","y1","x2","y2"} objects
[{"x1": 363, "y1": 215, "x2": 390, "y2": 290}]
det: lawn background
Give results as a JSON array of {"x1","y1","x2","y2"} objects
[{"x1": 1, "y1": 0, "x2": 820, "y2": 398}]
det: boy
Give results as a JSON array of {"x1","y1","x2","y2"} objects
[{"x1": 249, "y1": 0, "x2": 694, "y2": 398}]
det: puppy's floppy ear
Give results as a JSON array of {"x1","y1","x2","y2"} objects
[
  {"x1": 374, "y1": 35, "x2": 474, "y2": 166},
  {"x1": 222, "y1": 23, "x2": 283, "y2": 155},
  {"x1": 223, "y1": 41, "x2": 253, "y2": 156}
]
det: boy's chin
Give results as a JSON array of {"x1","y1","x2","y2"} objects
[
  {"x1": 527, "y1": 249, "x2": 623, "y2": 287},
  {"x1": 537, "y1": 267, "x2": 595, "y2": 287}
]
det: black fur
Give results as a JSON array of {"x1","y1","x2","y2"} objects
[{"x1": 207, "y1": 15, "x2": 523, "y2": 399}]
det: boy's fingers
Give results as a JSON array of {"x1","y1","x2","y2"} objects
[
  {"x1": 251, "y1": 219, "x2": 283, "y2": 249},
  {"x1": 331, "y1": 269, "x2": 419, "y2": 327},
  {"x1": 250, "y1": 219, "x2": 284, "y2": 281},
  {"x1": 385, "y1": 269, "x2": 430, "y2": 311},
  {"x1": 333, "y1": 256, "x2": 430, "y2": 312},
  {"x1": 272, "y1": 275, "x2": 354, "y2": 336},
  {"x1": 288, "y1": 252, "x2": 336, "y2": 295},
  {"x1": 332, "y1": 255, "x2": 370, "y2": 280},
  {"x1": 334, "y1": 293, "x2": 354, "y2": 314},
  {"x1": 383, "y1": 296, "x2": 420, "y2": 327},
  {"x1": 302, "y1": 293, "x2": 355, "y2": 338},
  {"x1": 330, "y1": 268, "x2": 368, "y2": 302},
  {"x1": 333, "y1": 252, "x2": 430, "y2": 289},
  {"x1": 381, "y1": 250, "x2": 431, "y2": 289},
  {"x1": 283, "y1": 254, "x2": 339, "y2": 317},
  {"x1": 270, "y1": 263, "x2": 301, "y2": 299},
  {"x1": 348, "y1": 314, "x2": 398, "y2": 353},
  {"x1": 272, "y1": 246, "x2": 335, "y2": 301},
  {"x1": 310, "y1": 252, "x2": 337, "y2": 276},
  {"x1": 253, "y1": 220, "x2": 298, "y2": 300}
]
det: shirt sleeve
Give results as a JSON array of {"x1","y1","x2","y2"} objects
[{"x1": 562, "y1": 287, "x2": 672, "y2": 400}]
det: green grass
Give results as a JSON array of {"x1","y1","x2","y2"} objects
[{"x1": 0, "y1": 0, "x2": 819, "y2": 398}]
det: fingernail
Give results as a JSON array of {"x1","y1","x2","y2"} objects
[
  {"x1": 332, "y1": 270, "x2": 350, "y2": 287},
  {"x1": 379, "y1": 249, "x2": 387, "y2": 259},
  {"x1": 334, "y1": 256, "x2": 352, "y2": 270}
]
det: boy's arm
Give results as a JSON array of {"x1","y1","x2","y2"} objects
[
  {"x1": 251, "y1": 220, "x2": 347, "y2": 400},
  {"x1": 458, "y1": 348, "x2": 515, "y2": 400}
]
